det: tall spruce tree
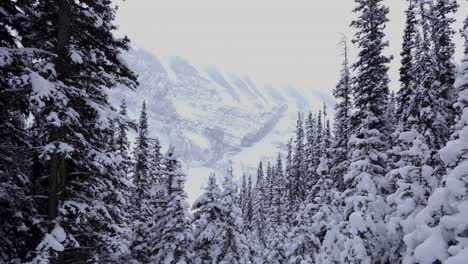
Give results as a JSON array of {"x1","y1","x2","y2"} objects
[
  {"x1": 252, "y1": 161, "x2": 267, "y2": 246},
  {"x1": 215, "y1": 169, "x2": 253, "y2": 263},
  {"x1": 131, "y1": 102, "x2": 161, "y2": 263},
  {"x1": 151, "y1": 149, "x2": 194, "y2": 263},
  {"x1": 272, "y1": 153, "x2": 286, "y2": 227},
  {"x1": 430, "y1": 0, "x2": 458, "y2": 125},
  {"x1": 292, "y1": 113, "x2": 306, "y2": 204},
  {"x1": 305, "y1": 112, "x2": 319, "y2": 195},
  {"x1": 240, "y1": 173, "x2": 247, "y2": 214},
  {"x1": 23, "y1": 0, "x2": 138, "y2": 262},
  {"x1": 0, "y1": 1, "x2": 42, "y2": 262},
  {"x1": 286, "y1": 203, "x2": 321, "y2": 264},
  {"x1": 285, "y1": 138, "x2": 295, "y2": 221},
  {"x1": 192, "y1": 174, "x2": 223, "y2": 264},
  {"x1": 410, "y1": 2, "x2": 454, "y2": 166},
  {"x1": 117, "y1": 100, "x2": 132, "y2": 174},
  {"x1": 331, "y1": 39, "x2": 352, "y2": 191},
  {"x1": 401, "y1": 13, "x2": 468, "y2": 264},
  {"x1": 384, "y1": 3, "x2": 441, "y2": 262},
  {"x1": 244, "y1": 174, "x2": 253, "y2": 231},
  {"x1": 339, "y1": 0, "x2": 392, "y2": 263},
  {"x1": 397, "y1": 0, "x2": 418, "y2": 122}
]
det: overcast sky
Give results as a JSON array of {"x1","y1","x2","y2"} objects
[{"x1": 114, "y1": 0, "x2": 467, "y2": 94}]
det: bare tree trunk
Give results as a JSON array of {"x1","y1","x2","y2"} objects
[
  {"x1": 48, "y1": 151, "x2": 66, "y2": 264},
  {"x1": 48, "y1": 1, "x2": 71, "y2": 263}
]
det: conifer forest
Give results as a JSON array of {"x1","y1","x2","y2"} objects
[{"x1": 2, "y1": 0, "x2": 468, "y2": 263}]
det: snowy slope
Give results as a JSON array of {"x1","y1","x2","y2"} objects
[{"x1": 109, "y1": 47, "x2": 332, "y2": 202}]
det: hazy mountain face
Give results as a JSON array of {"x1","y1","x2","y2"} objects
[{"x1": 109, "y1": 48, "x2": 331, "y2": 200}]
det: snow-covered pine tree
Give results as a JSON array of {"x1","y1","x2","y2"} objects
[
  {"x1": 289, "y1": 122, "x2": 342, "y2": 263},
  {"x1": 264, "y1": 224, "x2": 289, "y2": 264},
  {"x1": 285, "y1": 138, "x2": 295, "y2": 222},
  {"x1": 323, "y1": 104, "x2": 332, "y2": 147},
  {"x1": 313, "y1": 189, "x2": 346, "y2": 264},
  {"x1": 131, "y1": 102, "x2": 161, "y2": 263},
  {"x1": 304, "y1": 113, "x2": 319, "y2": 194},
  {"x1": 149, "y1": 137, "x2": 163, "y2": 184},
  {"x1": 413, "y1": 0, "x2": 457, "y2": 162},
  {"x1": 400, "y1": 0, "x2": 452, "y2": 176},
  {"x1": 244, "y1": 174, "x2": 253, "y2": 231},
  {"x1": 397, "y1": 0, "x2": 418, "y2": 123},
  {"x1": 317, "y1": 108, "x2": 332, "y2": 178},
  {"x1": 134, "y1": 101, "x2": 150, "y2": 188},
  {"x1": 384, "y1": 3, "x2": 441, "y2": 262},
  {"x1": 339, "y1": 0, "x2": 392, "y2": 263},
  {"x1": 265, "y1": 162, "x2": 275, "y2": 219},
  {"x1": 22, "y1": 0, "x2": 139, "y2": 262},
  {"x1": 401, "y1": 12, "x2": 468, "y2": 264},
  {"x1": 192, "y1": 174, "x2": 223, "y2": 264},
  {"x1": 385, "y1": 130, "x2": 436, "y2": 263},
  {"x1": 151, "y1": 148, "x2": 194, "y2": 263},
  {"x1": 117, "y1": 99, "x2": 132, "y2": 174},
  {"x1": 272, "y1": 153, "x2": 287, "y2": 227},
  {"x1": 0, "y1": 1, "x2": 43, "y2": 262},
  {"x1": 285, "y1": 203, "x2": 321, "y2": 264},
  {"x1": 384, "y1": 91, "x2": 398, "y2": 142},
  {"x1": 430, "y1": 0, "x2": 459, "y2": 127},
  {"x1": 252, "y1": 161, "x2": 267, "y2": 246},
  {"x1": 292, "y1": 113, "x2": 306, "y2": 204},
  {"x1": 215, "y1": 168, "x2": 252, "y2": 264},
  {"x1": 240, "y1": 173, "x2": 247, "y2": 215},
  {"x1": 331, "y1": 38, "x2": 352, "y2": 191},
  {"x1": 316, "y1": 111, "x2": 323, "y2": 160}
]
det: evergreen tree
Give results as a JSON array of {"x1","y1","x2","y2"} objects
[
  {"x1": 385, "y1": 130, "x2": 435, "y2": 263},
  {"x1": 397, "y1": 0, "x2": 418, "y2": 122},
  {"x1": 240, "y1": 173, "x2": 247, "y2": 214},
  {"x1": 244, "y1": 174, "x2": 253, "y2": 231},
  {"x1": 304, "y1": 113, "x2": 319, "y2": 192},
  {"x1": 0, "y1": 2, "x2": 42, "y2": 262},
  {"x1": 330, "y1": 39, "x2": 352, "y2": 190},
  {"x1": 384, "y1": 91, "x2": 398, "y2": 141},
  {"x1": 408, "y1": 2, "x2": 453, "y2": 163},
  {"x1": 215, "y1": 169, "x2": 253, "y2": 263},
  {"x1": 292, "y1": 113, "x2": 306, "y2": 204},
  {"x1": 117, "y1": 99, "x2": 132, "y2": 174},
  {"x1": 402, "y1": 13, "x2": 468, "y2": 264},
  {"x1": 322, "y1": 104, "x2": 332, "y2": 149},
  {"x1": 131, "y1": 102, "x2": 161, "y2": 263},
  {"x1": 339, "y1": 0, "x2": 392, "y2": 262},
  {"x1": 135, "y1": 101, "x2": 150, "y2": 180},
  {"x1": 149, "y1": 137, "x2": 163, "y2": 183},
  {"x1": 264, "y1": 225, "x2": 289, "y2": 264},
  {"x1": 192, "y1": 174, "x2": 223, "y2": 264},
  {"x1": 430, "y1": 0, "x2": 458, "y2": 123},
  {"x1": 318, "y1": 110, "x2": 332, "y2": 178},
  {"x1": 285, "y1": 138, "x2": 295, "y2": 221},
  {"x1": 133, "y1": 101, "x2": 151, "y2": 213},
  {"x1": 316, "y1": 111, "x2": 323, "y2": 159},
  {"x1": 151, "y1": 149, "x2": 194, "y2": 263},
  {"x1": 272, "y1": 153, "x2": 286, "y2": 227},
  {"x1": 286, "y1": 204, "x2": 321, "y2": 264},
  {"x1": 252, "y1": 162, "x2": 267, "y2": 246},
  {"x1": 265, "y1": 162, "x2": 275, "y2": 219},
  {"x1": 24, "y1": 1, "x2": 139, "y2": 262},
  {"x1": 384, "y1": 4, "x2": 443, "y2": 262}
]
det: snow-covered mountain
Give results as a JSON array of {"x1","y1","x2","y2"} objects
[{"x1": 109, "y1": 48, "x2": 333, "y2": 201}]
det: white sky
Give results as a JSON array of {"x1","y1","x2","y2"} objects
[{"x1": 114, "y1": 0, "x2": 467, "y2": 94}]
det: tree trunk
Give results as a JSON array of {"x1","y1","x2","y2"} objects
[
  {"x1": 48, "y1": 1, "x2": 71, "y2": 263},
  {"x1": 48, "y1": 151, "x2": 66, "y2": 264}
]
